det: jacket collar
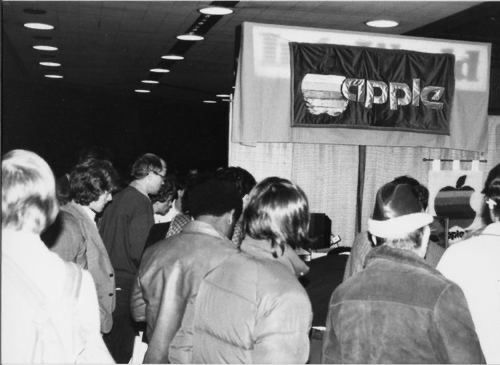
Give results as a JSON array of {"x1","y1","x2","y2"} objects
[
  {"x1": 481, "y1": 222, "x2": 500, "y2": 236},
  {"x1": 64, "y1": 201, "x2": 95, "y2": 223},
  {"x1": 365, "y1": 244, "x2": 435, "y2": 273},
  {"x1": 182, "y1": 220, "x2": 231, "y2": 243},
  {"x1": 240, "y1": 236, "x2": 310, "y2": 277}
]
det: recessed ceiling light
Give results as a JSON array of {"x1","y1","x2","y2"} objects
[
  {"x1": 135, "y1": 89, "x2": 151, "y2": 93},
  {"x1": 216, "y1": 94, "x2": 231, "y2": 98},
  {"x1": 365, "y1": 19, "x2": 399, "y2": 28},
  {"x1": 141, "y1": 80, "x2": 159, "y2": 84},
  {"x1": 222, "y1": 99, "x2": 231, "y2": 102},
  {"x1": 39, "y1": 61, "x2": 61, "y2": 67},
  {"x1": 199, "y1": 6, "x2": 233, "y2": 16},
  {"x1": 150, "y1": 68, "x2": 170, "y2": 73},
  {"x1": 161, "y1": 54, "x2": 184, "y2": 60},
  {"x1": 44, "y1": 74, "x2": 63, "y2": 79},
  {"x1": 24, "y1": 22, "x2": 54, "y2": 30},
  {"x1": 33, "y1": 45, "x2": 58, "y2": 51},
  {"x1": 203, "y1": 100, "x2": 217, "y2": 104},
  {"x1": 177, "y1": 34, "x2": 204, "y2": 41}
]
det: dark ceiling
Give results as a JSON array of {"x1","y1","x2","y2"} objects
[{"x1": 2, "y1": 1, "x2": 499, "y2": 174}]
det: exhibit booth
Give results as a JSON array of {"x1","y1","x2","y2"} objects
[{"x1": 229, "y1": 22, "x2": 498, "y2": 247}]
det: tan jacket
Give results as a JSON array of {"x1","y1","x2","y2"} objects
[
  {"x1": 51, "y1": 202, "x2": 116, "y2": 333},
  {"x1": 131, "y1": 220, "x2": 239, "y2": 364},
  {"x1": 186, "y1": 237, "x2": 313, "y2": 364}
]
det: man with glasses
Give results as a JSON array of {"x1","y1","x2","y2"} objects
[{"x1": 99, "y1": 152, "x2": 166, "y2": 363}]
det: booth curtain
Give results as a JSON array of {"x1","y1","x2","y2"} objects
[{"x1": 229, "y1": 116, "x2": 500, "y2": 247}]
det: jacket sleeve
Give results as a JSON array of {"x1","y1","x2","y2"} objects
[
  {"x1": 253, "y1": 290, "x2": 312, "y2": 364},
  {"x1": 434, "y1": 283, "x2": 485, "y2": 364},
  {"x1": 77, "y1": 271, "x2": 115, "y2": 363},
  {"x1": 50, "y1": 213, "x2": 88, "y2": 269},
  {"x1": 321, "y1": 302, "x2": 342, "y2": 364},
  {"x1": 130, "y1": 275, "x2": 146, "y2": 322},
  {"x1": 143, "y1": 261, "x2": 188, "y2": 364}
]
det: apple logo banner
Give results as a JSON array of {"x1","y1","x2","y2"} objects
[{"x1": 428, "y1": 169, "x2": 484, "y2": 246}]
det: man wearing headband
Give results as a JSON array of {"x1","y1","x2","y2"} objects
[{"x1": 322, "y1": 182, "x2": 484, "y2": 364}]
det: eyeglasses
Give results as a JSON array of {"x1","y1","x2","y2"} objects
[{"x1": 152, "y1": 170, "x2": 166, "y2": 178}]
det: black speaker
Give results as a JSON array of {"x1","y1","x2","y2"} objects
[{"x1": 309, "y1": 213, "x2": 332, "y2": 249}]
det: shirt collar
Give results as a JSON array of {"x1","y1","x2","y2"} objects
[{"x1": 182, "y1": 220, "x2": 230, "y2": 242}]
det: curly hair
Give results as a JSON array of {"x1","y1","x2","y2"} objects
[
  {"x1": 243, "y1": 177, "x2": 310, "y2": 258},
  {"x1": 150, "y1": 175, "x2": 177, "y2": 204},
  {"x1": 215, "y1": 166, "x2": 256, "y2": 199},
  {"x1": 69, "y1": 159, "x2": 119, "y2": 206},
  {"x1": 186, "y1": 178, "x2": 242, "y2": 220}
]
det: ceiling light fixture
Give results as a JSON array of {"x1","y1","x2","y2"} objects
[
  {"x1": 142, "y1": 80, "x2": 159, "y2": 84},
  {"x1": 216, "y1": 94, "x2": 231, "y2": 98},
  {"x1": 44, "y1": 74, "x2": 63, "y2": 79},
  {"x1": 33, "y1": 45, "x2": 58, "y2": 51},
  {"x1": 39, "y1": 61, "x2": 61, "y2": 67},
  {"x1": 161, "y1": 54, "x2": 184, "y2": 60},
  {"x1": 365, "y1": 19, "x2": 399, "y2": 28},
  {"x1": 199, "y1": 6, "x2": 234, "y2": 16},
  {"x1": 203, "y1": 100, "x2": 217, "y2": 104},
  {"x1": 135, "y1": 89, "x2": 151, "y2": 93},
  {"x1": 177, "y1": 33, "x2": 204, "y2": 41},
  {"x1": 150, "y1": 68, "x2": 170, "y2": 73},
  {"x1": 24, "y1": 22, "x2": 54, "y2": 30}
]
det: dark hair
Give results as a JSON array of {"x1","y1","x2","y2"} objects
[
  {"x1": 482, "y1": 163, "x2": 500, "y2": 221},
  {"x1": 383, "y1": 228, "x2": 426, "y2": 250},
  {"x1": 392, "y1": 175, "x2": 429, "y2": 210},
  {"x1": 243, "y1": 177, "x2": 310, "y2": 257},
  {"x1": 186, "y1": 178, "x2": 242, "y2": 220},
  {"x1": 56, "y1": 174, "x2": 71, "y2": 205},
  {"x1": 150, "y1": 175, "x2": 177, "y2": 204},
  {"x1": 180, "y1": 170, "x2": 212, "y2": 215},
  {"x1": 370, "y1": 182, "x2": 427, "y2": 248},
  {"x1": 215, "y1": 166, "x2": 256, "y2": 199},
  {"x1": 70, "y1": 159, "x2": 119, "y2": 205},
  {"x1": 130, "y1": 153, "x2": 165, "y2": 179}
]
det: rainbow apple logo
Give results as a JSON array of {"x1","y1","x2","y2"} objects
[{"x1": 434, "y1": 175, "x2": 476, "y2": 229}]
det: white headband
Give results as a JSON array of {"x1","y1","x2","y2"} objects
[{"x1": 368, "y1": 212, "x2": 433, "y2": 239}]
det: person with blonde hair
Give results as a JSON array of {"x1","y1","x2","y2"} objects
[
  {"x1": 1, "y1": 149, "x2": 113, "y2": 364},
  {"x1": 187, "y1": 177, "x2": 312, "y2": 363}
]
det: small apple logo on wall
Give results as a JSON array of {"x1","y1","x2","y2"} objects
[
  {"x1": 434, "y1": 175, "x2": 476, "y2": 242},
  {"x1": 428, "y1": 165, "x2": 484, "y2": 246}
]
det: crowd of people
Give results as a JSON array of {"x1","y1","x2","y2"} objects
[{"x1": 2, "y1": 148, "x2": 500, "y2": 364}]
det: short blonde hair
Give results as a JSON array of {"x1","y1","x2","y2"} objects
[
  {"x1": 243, "y1": 177, "x2": 310, "y2": 257},
  {"x1": 2, "y1": 150, "x2": 58, "y2": 234}
]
